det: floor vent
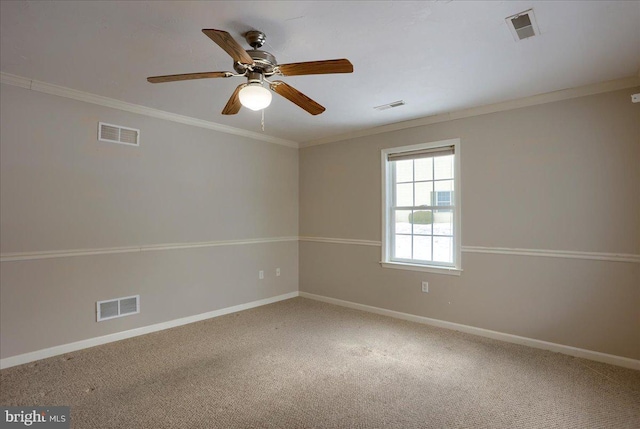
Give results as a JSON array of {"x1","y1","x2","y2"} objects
[
  {"x1": 97, "y1": 295, "x2": 140, "y2": 322},
  {"x1": 506, "y1": 9, "x2": 540, "y2": 41},
  {"x1": 98, "y1": 122, "x2": 140, "y2": 146}
]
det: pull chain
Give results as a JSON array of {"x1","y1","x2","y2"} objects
[{"x1": 261, "y1": 109, "x2": 265, "y2": 132}]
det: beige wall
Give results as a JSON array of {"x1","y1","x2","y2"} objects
[
  {"x1": 2, "y1": 82, "x2": 638, "y2": 362},
  {"x1": 0, "y1": 84, "x2": 299, "y2": 359},
  {"x1": 299, "y1": 88, "x2": 640, "y2": 360}
]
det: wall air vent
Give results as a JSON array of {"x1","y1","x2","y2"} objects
[
  {"x1": 506, "y1": 9, "x2": 540, "y2": 41},
  {"x1": 97, "y1": 295, "x2": 140, "y2": 322},
  {"x1": 374, "y1": 100, "x2": 406, "y2": 111},
  {"x1": 98, "y1": 122, "x2": 140, "y2": 146}
]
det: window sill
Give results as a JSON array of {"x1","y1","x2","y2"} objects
[{"x1": 379, "y1": 261, "x2": 462, "y2": 276}]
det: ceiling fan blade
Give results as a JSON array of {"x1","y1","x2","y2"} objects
[
  {"x1": 222, "y1": 84, "x2": 246, "y2": 115},
  {"x1": 202, "y1": 29, "x2": 254, "y2": 65},
  {"x1": 277, "y1": 59, "x2": 353, "y2": 76},
  {"x1": 269, "y1": 81, "x2": 325, "y2": 115},
  {"x1": 147, "y1": 72, "x2": 231, "y2": 83}
]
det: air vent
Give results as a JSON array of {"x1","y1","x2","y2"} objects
[
  {"x1": 506, "y1": 9, "x2": 540, "y2": 41},
  {"x1": 97, "y1": 295, "x2": 140, "y2": 322},
  {"x1": 98, "y1": 122, "x2": 140, "y2": 146},
  {"x1": 374, "y1": 100, "x2": 406, "y2": 111}
]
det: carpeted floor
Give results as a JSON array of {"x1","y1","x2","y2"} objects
[{"x1": 1, "y1": 297, "x2": 639, "y2": 428}]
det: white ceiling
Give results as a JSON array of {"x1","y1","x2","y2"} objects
[{"x1": 1, "y1": 1, "x2": 639, "y2": 144}]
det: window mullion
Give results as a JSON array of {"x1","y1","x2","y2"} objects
[
  {"x1": 391, "y1": 161, "x2": 396, "y2": 259},
  {"x1": 411, "y1": 159, "x2": 415, "y2": 259},
  {"x1": 430, "y1": 156, "x2": 435, "y2": 262}
]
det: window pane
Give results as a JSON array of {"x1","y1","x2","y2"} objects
[
  {"x1": 434, "y1": 179, "x2": 454, "y2": 192},
  {"x1": 433, "y1": 209, "x2": 453, "y2": 236},
  {"x1": 434, "y1": 155, "x2": 454, "y2": 180},
  {"x1": 411, "y1": 210, "x2": 433, "y2": 235},
  {"x1": 395, "y1": 160, "x2": 413, "y2": 183},
  {"x1": 396, "y1": 183, "x2": 413, "y2": 207},
  {"x1": 436, "y1": 192, "x2": 451, "y2": 206},
  {"x1": 394, "y1": 235, "x2": 412, "y2": 259},
  {"x1": 413, "y1": 235, "x2": 432, "y2": 261},
  {"x1": 415, "y1": 181, "x2": 432, "y2": 206},
  {"x1": 434, "y1": 180, "x2": 453, "y2": 205},
  {"x1": 394, "y1": 210, "x2": 412, "y2": 234},
  {"x1": 433, "y1": 236, "x2": 453, "y2": 263},
  {"x1": 414, "y1": 158, "x2": 433, "y2": 181}
]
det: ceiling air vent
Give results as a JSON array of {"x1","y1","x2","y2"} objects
[
  {"x1": 97, "y1": 295, "x2": 140, "y2": 322},
  {"x1": 374, "y1": 100, "x2": 406, "y2": 111},
  {"x1": 506, "y1": 9, "x2": 540, "y2": 41},
  {"x1": 98, "y1": 122, "x2": 140, "y2": 146}
]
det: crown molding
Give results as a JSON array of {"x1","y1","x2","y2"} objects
[
  {"x1": 3, "y1": 72, "x2": 639, "y2": 151},
  {"x1": 302, "y1": 75, "x2": 640, "y2": 147},
  {"x1": 0, "y1": 72, "x2": 299, "y2": 149}
]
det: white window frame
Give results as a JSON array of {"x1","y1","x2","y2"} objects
[{"x1": 380, "y1": 138, "x2": 462, "y2": 276}]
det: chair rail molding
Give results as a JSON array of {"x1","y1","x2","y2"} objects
[
  {"x1": 298, "y1": 237, "x2": 640, "y2": 263},
  {"x1": 0, "y1": 237, "x2": 299, "y2": 262}
]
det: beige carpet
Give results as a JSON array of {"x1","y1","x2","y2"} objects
[{"x1": 1, "y1": 297, "x2": 639, "y2": 428}]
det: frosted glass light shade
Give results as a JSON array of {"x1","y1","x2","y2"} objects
[{"x1": 239, "y1": 84, "x2": 272, "y2": 111}]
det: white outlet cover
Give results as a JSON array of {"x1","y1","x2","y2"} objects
[
  {"x1": 632, "y1": 93, "x2": 640, "y2": 103},
  {"x1": 421, "y1": 281, "x2": 429, "y2": 293},
  {"x1": 259, "y1": 270, "x2": 264, "y2": 280}
]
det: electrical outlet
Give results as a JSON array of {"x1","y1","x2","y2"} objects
[
  {"x1": 276, "y1": 268, "x2": 281, "y2": 277},
  {"x1": 421, "y1": 281, "x2": 429, "y2": 293},
  {"x1": 259, "y1": 270, "x2": 264, "y2": 280}
]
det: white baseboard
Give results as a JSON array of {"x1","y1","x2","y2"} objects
[
  {"x1": 299, "y1": 292, "x2": 640, "y2": 371},
  {"x1": 4, "y1": 290, "x2": 637, "y2": 371},
  {"x1": 0, "y1": 291, "x2": 299, "y2": 370}
]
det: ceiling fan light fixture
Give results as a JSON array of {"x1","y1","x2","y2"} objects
[{"x1": 239, "y1": 83, "x2": 272, "y2": 111}]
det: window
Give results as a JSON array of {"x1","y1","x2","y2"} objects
[
  {"x1": 381, "y1": 139, "x2": 461, "y2": 275},
  {"x1": 436, "y1": 191, "x2": 452, "y2": 207}
]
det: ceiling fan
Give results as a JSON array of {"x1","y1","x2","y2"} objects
[{"x1": 147, "y1": 29, "x2": 353, "y2": 116}]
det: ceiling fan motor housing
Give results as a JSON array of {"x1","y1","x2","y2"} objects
[
  {"x1": 245, "y1": 30, "x2": 266, "y2": 49},
  {"x1": 246, "y1": 71, "x2": 264, "y2": 84},
  {"x1": 233, "y1": 50, "x2": 277, "y2": 74}
]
